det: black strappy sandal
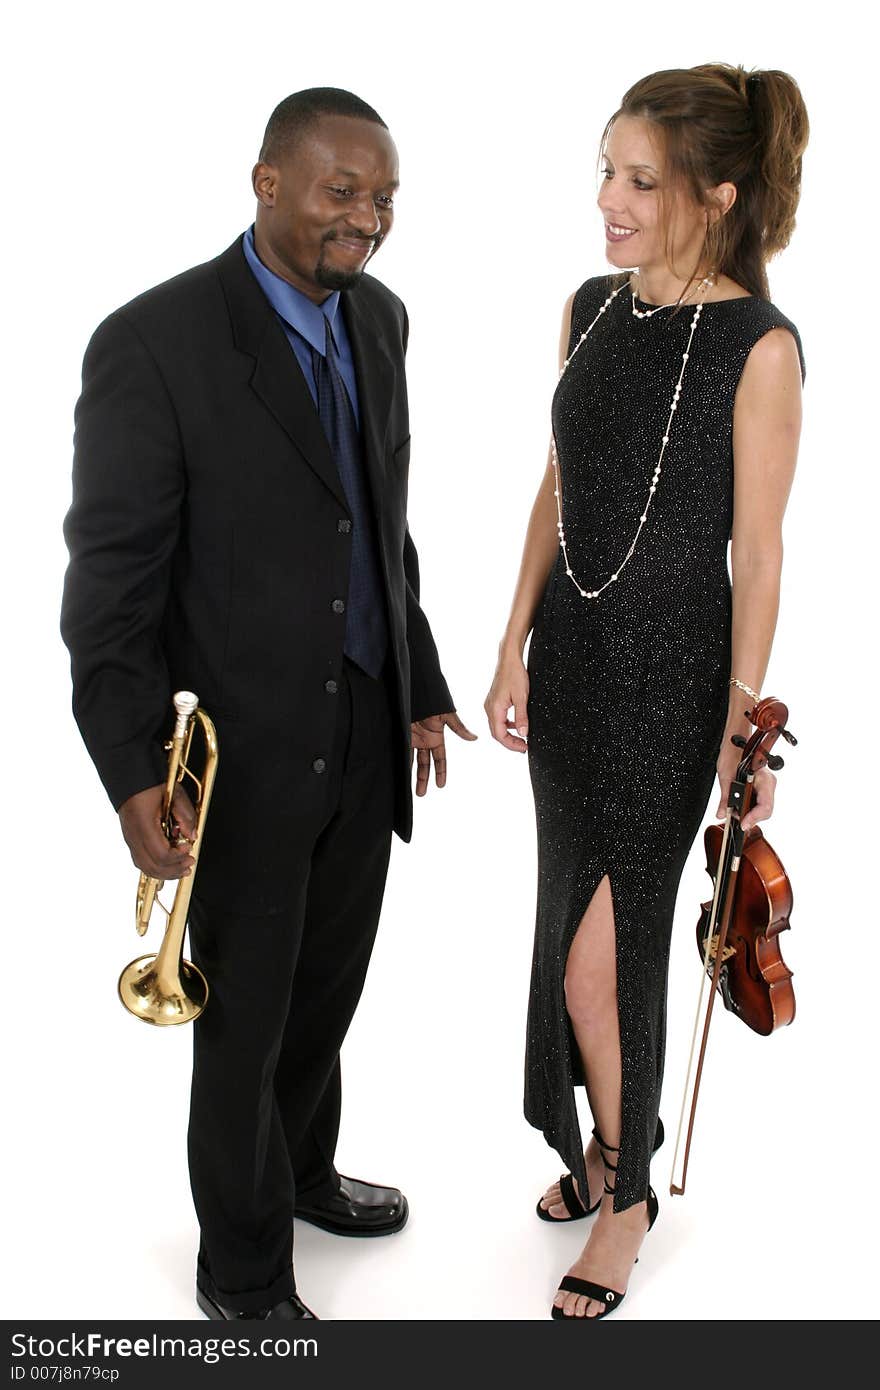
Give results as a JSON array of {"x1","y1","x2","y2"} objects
[
  {"x1": 535, "y1": 1116, "x2": 664, "y2": 1224},
  {"x1": 535, "y1": 1170, "x2": 600, "y2": 1223},
  {"x1": 550, "y1": 1130, "x2": 659, "y2": 1320}
]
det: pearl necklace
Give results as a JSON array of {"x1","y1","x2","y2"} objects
[{"x1": 551, "y1": 277, "x2": 711, "y2": 600}]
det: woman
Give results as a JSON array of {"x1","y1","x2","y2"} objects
[{"x1": 485, "y1": 64, "x2": 808, "y2": 1320}]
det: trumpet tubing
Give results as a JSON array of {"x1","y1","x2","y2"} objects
[{"x1": 118, "y1": 691, "x2": 219, "y2": 1026}]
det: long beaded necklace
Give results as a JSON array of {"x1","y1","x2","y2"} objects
[{"x1": 551, "y1": 274, "x2": 714, "y2": 600}]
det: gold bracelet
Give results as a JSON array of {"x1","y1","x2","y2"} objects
[{"x1": 729, "y1": 677, "x2": 760, "y2": 701}]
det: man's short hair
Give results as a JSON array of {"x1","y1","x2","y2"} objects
[{"x1": 259, "y1": 88, "x2": 388, "y2": 163}]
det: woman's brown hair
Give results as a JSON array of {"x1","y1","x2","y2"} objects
[{"x1": 602, "y1": 65, "x2": 809, "y2": 300}]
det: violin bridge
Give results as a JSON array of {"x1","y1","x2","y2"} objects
[{"x1": 704, "y1": 933, "x2": 736, "y2": 965}]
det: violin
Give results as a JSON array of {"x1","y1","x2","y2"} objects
[
  {"x1": 696, "y1": 735, "x2": 796, "y2": 1034},
  {"x1": 671, "y1": 696, "x2": 798, "y2": 1195}
]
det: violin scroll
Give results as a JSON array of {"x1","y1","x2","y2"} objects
[
  {"x1": 748, "y1": 695, "x2": 789, "y2": 731},
  {"x1": 734, "y1": 697, "x2": 797, "y2": 779}
]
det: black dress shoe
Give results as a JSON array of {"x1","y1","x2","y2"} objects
[
  {"x1": 197, "y1": 1287, "x2": 318, "y2": 1320},
  {"x1": 295, "y1": 1175, "x2": 409, "y2": 1237}
]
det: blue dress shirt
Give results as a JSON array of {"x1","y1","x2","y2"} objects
[{"x1": 242, "y1": 225, "x2": 360, "y2": 427}]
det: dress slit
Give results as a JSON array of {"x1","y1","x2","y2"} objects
[{"x1": 559, "y1": 863, "x2": 640, "y2": 1214}]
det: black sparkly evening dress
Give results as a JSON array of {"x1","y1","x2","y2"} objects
[{"x1": 524, "y1": 275, "x2": 805, "y2": 1212}]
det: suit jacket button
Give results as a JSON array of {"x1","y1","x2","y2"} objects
[
  {"x1": 331, "y1": 598, "x2": 345, "y2": 614},
  {"x1": 312, "y1": 757, "x2": 326, "y2": 774},
  {"x1": 337, "y1": 518, "x2": 352, "y2": 533},
  {"x1": 324, "y1": 679, "x2": 338, "y2": 694}
]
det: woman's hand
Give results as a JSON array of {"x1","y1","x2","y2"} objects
[
  {"x1": 714, "y1": 737, "x2": 776, "y2": 833},
  {"x1": 485, "y1": 651, "x2": 530, "y2": 752}
]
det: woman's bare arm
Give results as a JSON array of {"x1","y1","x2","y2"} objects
[
  {"x1": 715, "y1": 325, "x2": 803, "y2": 829},
  {"x1": 485, "y1": 292, "x2": 574, "y2": 751}
]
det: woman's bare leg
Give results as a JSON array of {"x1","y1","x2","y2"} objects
[{"x1": 551, "y1": 875, "x2": 651, "y2": 1319}]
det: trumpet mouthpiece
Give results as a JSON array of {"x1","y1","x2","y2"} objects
[
  {"x1": 172, "y1": 690, "x2": 199, "y2": 740},
  {"x1": 173, "y1": 690, "x2": 199, "y2": 717}
]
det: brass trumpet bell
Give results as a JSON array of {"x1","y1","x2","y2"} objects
[
  {"x1": 118, "y1": 691, "x2": 218, "y2": 1027},
  {"x1": 118, "y1": 954, "x2": 209, "y2": 1026}
]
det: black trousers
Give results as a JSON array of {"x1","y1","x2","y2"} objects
[{"x1": 187, "y1": 655, "x2": 397, "y2": 1313}]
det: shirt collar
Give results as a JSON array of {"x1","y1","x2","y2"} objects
[{"x1": 242, "y1": 224, "x2": 340, "y2": 356}]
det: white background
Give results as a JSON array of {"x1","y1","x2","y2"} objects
[{"x1": 2, "y1": 0, "x2": 876, "y2": 1321}]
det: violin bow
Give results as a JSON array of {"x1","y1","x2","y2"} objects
[
  {"x1": 669, "y1": 698, "x2": 794, "y2": 1197},
  {"x1": 669, "y1": 774, "x2": 750, "y2": 1196}
]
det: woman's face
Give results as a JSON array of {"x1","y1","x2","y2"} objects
[{"x1": 597, "y1": 114, "x2": 709, "y2": 280}]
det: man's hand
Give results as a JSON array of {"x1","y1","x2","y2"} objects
[
  {"x1": 410, "y1": 711, "x2": 477, "y2": 796},
  {"x1": 119, "y1": 783, "x2": 197, "y2": 879}
]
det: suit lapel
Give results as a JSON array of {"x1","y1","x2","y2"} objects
[{"x1": 215, "y1": 237, "x2": 348, "y2": 510}]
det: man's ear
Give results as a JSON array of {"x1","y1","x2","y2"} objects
[{"x1": 252, "y1": 161, "x2": 278, "y2": 208}]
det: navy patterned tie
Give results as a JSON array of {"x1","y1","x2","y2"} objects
[{"x1": 311, "y1": 318, "x2": 388, "y2": 679}]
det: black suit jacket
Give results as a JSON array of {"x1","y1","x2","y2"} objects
[{"x1": 61, "y1": 235, "x2": 453, "y2": 913}]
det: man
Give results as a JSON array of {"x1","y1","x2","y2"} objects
[{"x1": 61, "y1": 88, "x2": 474, "y2": 1320}]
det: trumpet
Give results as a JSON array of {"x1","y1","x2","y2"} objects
[{"x1": 118, "y1": 691, "x2": 219, "y2": 1026}]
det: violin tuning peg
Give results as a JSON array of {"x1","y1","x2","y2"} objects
[
  {"x1": 766, "y1": 754, "x2": 784, "y2": 771},
  {"x1": 781, "y1": 727, "x2": 798, "y2": 746},
  {"x1": 730, "y1": 734, "x2": 747, "y2": 748}
]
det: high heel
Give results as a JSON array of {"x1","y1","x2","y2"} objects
[
  {"x1": 551, "y1": 1128, "x2": 660, "y2": 1321},
  {"x1": 550, "y1": 1187, "x2": 658, "y2": 1320},
  {"x1": 536, "y1": 1115, "x2": 663, "y2": 1224}
]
